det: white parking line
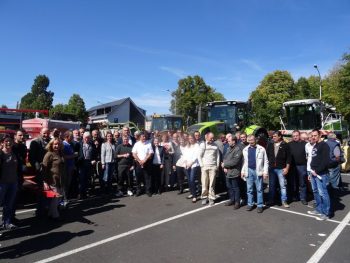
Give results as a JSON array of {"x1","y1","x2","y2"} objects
[
  {"x1": 34, "y1": 200, "x2": 226, "y2": 263},
  {"x1": 307, "y1": 210, "x2": 350, "y2": 263},
  {"x1": 269, "y1": 206, "x2": 350, "y2": 225}
]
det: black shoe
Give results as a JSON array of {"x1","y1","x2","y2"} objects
[
  {"x1": 225, "y1": 200, "x2": 234, "y2": 206},
  {"x1": 246, "y1": 205, "x2": 253, "y2": 211},
  {"x1": 147, "y1": 192, "x2": 152, "y2": 197},
  {"x1": 234, "y1": 203, "x2": 240, "y2": 210},
  {"x1": 266, "y1": 201, "x2": 275, "y2": 207},
  {"x1": 257, "y1": 207, "x2": 263, "y2": 213},
  {"x1": 178, "y1": 189, "x2": 184, "y2": 195}
]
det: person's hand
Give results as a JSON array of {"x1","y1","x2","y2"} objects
[
  {"x1": 91, "y1": 160, "x2": 96, "y2": 165},
  {"x1": 102, "y1": 164, "x2": 105, "y2": 170},
  {"x1": 241, "y1": 173, "x2": 245, "y2": 179},
  {"x1": 160, "y1": 164, "x2": 164, "y2": 169},
  {"x1": 43, "y1": 182, "x2": 49, "y2": 191},
  {"x1": 282, "y1": 168, "x2": 288, "y2": 176},
  {"x1": 224, "y1": 168, "x2": 228, "y2": 173},
  {"x1": 263, "y1": 173, "x2": 268, "y2": 180},
  {"x1": 311, "y1": 170, "x2": 317, "y2": 177},
  {"x1": 308, "y1": 175, "x2": 311, "y2": 181},
  {"x1": 130, "y1": 166, "x2": 134, "y2": 171}
]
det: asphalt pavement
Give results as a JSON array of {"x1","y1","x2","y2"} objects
[{"x1": 1, "y1": 175, "x2": 350, "y2": 263}]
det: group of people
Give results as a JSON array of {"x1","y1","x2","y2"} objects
[{"x1": 0, "y1": 125, "x2": 345, "y2": 230}]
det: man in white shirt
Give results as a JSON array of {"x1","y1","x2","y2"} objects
[{"x1": 132, "y1": 133, "x2": 154, "y2": 196}]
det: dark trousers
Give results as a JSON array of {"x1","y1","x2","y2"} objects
[
  {"x1": 79, "y1": 160, "x2": 92, "y2": 197},
  {"x1": 152, "y1": 164, "x2": 162, "y2": 193},
  {"x1": 135, "y1": 163, "x2": 152, "y2": 194},
  {"x1": 226, "y1": 177, "x2": 240, "y2": 203},
  {"x1": 176, "y1": 166, "x2": 186, "y2": 190},
  {"x1": 118, "y1": 165, "x2": 133, "y2": 192}
]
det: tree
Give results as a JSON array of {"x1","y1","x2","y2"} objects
[
  {"x1": 65, "y1": 94, "x2": 88, "y2": 122},
  {"x1": 294, "y1": 77, "x2": 311, "y2": 99},
  {"x1": 20, "y1": 75, "x2": 54, "y2": 113},
  {"x1": 170, "y1": 75, "x2": 225, "y2": 124},
  {"x1": 322, "y1": 52, "x2": 350, "y2": 122},
  {"x1": 250, "y1": 70, "x2": 295, "y2": 130}
]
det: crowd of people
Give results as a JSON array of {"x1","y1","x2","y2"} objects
[{"x1": 0, "y1": 125, "x2": 346, "y2": 230}]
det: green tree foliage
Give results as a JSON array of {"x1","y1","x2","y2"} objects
[
  {"x1": 250, "y1": 70, "x2": 295, "y2": 130},
  {"x1": 322, "y1": 53, "x2": 350, "y2": 122},
  {"x1": 294, "y1": 77, "x2": 312, "y2": 99},
  {"x1": 50, "y1": 94, "x2": 88, "y2": 123},
  {"x1": 171, "y1": 75, "x2": 225, "y2": 124},
  {"x1": 20, "y1": 75, "x2": 54, "y2": 112},
  {"x1": 66, "y1": 94, "x2": 88, "y2": 122}
]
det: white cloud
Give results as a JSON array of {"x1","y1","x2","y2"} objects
[
  {"x1": 160, "y1": 66, "x2": 186, "y2": 78},
  {"x1": 240, "y1": 59, "x2": 265, "y2": 73}
]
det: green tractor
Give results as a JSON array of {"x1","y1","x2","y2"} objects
[{"x1": 187, "y1": 100, "x2": 268, "y2": 142}]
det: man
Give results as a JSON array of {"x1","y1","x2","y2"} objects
[
  {"x1": 288, "y1": 130, "x2": 308, "y2": 205},
  {"x1": 77, "y1": 132, "x2": 97, "y2": 199},
  {"x1": 198, "y1": 132, "x2": 220, "y2": 206},
  {"x1": 11, "y1": 129, "x2": 27, "y2": 223},
  {"x1": 116, "y1": 136, "x2": 134, "y2": 196},
  {"x1": 325, "y1": 132, "x2": 344, "y2": 190},
  {"x1": 132, "y1": 132, "x2": 154, "y2": 196},
  {"x1": 238, "y1": 133, "x2": 249, "y2": 149},
  {"x1": 300, "y1": 132, "x2": 308, "y2": 142},
  {"x1": 62, "y1": 131, "x2": 76, "y2": 206},
  {"x1": 194, "y1": 131, "x2": 203, "y2": 145},
  {"x1": 241, "y1": 135, "x2": 269, "y2": 213},
  {"x1": 70, "y1": 129, "x2": 81, "y2": 198},
  {"x1": 222, "y1": 134, "x2": 243, "y2": 209},
  {"x1": 308, "y1": 129, "x2": 331, "y2": 220},
  {"x1": 79, "y1": 128, "x2": 85, "y2": 139},
  {"x1": 113, "y1": 130, "x2": 121, "y2": 145},
  {"x1": 234, "y1": 131, "x2": 242, "y2": 144},
  {"x1": 267, "y1": 131, "x2": 291, "y2": 208},
  {"x1": 29, "y1": 127, "x2": 51, "y2": 217},
  {"x1": 118, "y1": 127, "x2": 136, "y2": 146}
]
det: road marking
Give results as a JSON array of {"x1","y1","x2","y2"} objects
[
  {"x1": 269, "y1": 206, "x2": 349, "y2": 225},
  {"x1": 307, "y1": 210, "x2": 350, "y2": 263},
  {"x1": 34, "y1": 200, "x2": 226, "y2": 263}
]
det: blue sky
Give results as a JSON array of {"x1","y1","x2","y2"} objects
[{"x1": 1, "y1": 0, "x2": 349, "y2": 114}]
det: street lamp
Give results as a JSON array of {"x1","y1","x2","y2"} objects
[
  {"x1": 313, "y1": 64, "x2": 322, "y2": 100},
  {"x1": 164, "y1": 89, "x2": 176, "y2": 115}
]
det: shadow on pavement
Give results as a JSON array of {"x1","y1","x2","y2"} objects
[{"x1": 0, "y1": 230, "x2": 93, "y2": 260}]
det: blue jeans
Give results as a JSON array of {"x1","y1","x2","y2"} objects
[
  {"x1": 0, "y1": 183, "x2": 18, "y2": 225},
  {"x1": 296, "y1": 165, "x2": 307, "y2": 201},
  {"x1": 268, "y1": 168, "x2": 287, "y2": 203},
  {"x1": 226, "y1": 177, "x2": 240, "y2": 203},
  {"x1": 328, "y1": 165, "x2": 341, "y2": 189},
  {"x1": 247, "y1": 168, "x2": 264, "y2": 207},
  {"x1": 187, "y1": 166, "x2": 200, "y2": 196},
  {"x1": 102, "y1": 162, "x2": 115, "y2": 192},
  {"x1": 310, "y1": 173, "x2": 331, "y2": 216}
]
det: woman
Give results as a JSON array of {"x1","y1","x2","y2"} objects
[
  {"x1": 175, "y1": 137, "x2": 188, "y2": 194},
  {"x1": 184, "y1": 134, "x2": 200, "y2": 203},
  {"x1": 42, "y1": 138, "x2": 64, "y2": 220},
  {"x1": 151, "y1": 137, "x2": 164, "y2": 194},
  {"x1": 101, "y1": 131, "x2": 117, "y2": 195},
  {"x1": 160, "y1": 134, "x2": 174, "y2": 191},
  {"x1": 0, "y1": 137, "x2": 18, "y2": 229}
]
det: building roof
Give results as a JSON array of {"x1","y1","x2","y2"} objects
[{"x1": 87, "y1": 98, "x2": 128, "y2": 112}]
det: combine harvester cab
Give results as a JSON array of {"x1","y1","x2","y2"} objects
[
  {"x1": 280, "y1": 99, "x2": 349, "y2": 141},
  {"x1": 187, "y1": 100, "x2": 268, "y2": 145}
]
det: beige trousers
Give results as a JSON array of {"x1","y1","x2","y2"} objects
[{"x1": 201, "y1": 167, "x2": 217, "y2": 200}]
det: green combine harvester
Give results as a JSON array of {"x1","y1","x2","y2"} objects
[
  {"x1": 187, "y1": 100, "x2": 268, "y2": 142},
  {"x1": 280, "y1": 99, "x2": 349, "y2": 141}
]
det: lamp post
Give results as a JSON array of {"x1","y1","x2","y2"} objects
[
  {"x1": 164, "y1": 89, "x2": 176, "y2": 115},
  {"x1": 313, "y1": 64, "x2": 322, "y2": 100}
]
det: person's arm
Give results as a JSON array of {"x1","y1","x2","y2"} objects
[
  {"x1": 283, "y1": 143, "x2": 291, "y2": 175},
  {"x1": 263, "y1": 148, "x2": 269, "y2": 179}
]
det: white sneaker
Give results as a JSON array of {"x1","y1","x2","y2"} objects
[
  {"x1": 127, "y1": 190, "x2": 133, "y2": 196},
  {"x1": 201, "y1": 199, "x2": 208, "y2": 205}
]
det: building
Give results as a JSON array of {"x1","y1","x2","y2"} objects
[{"x1": 87, "y1": 97, "x2": 146, "y2": 128}]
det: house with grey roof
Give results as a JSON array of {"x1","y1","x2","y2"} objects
[{"x1": 87, "y1": 97, "x2": 146, "y2": 128}]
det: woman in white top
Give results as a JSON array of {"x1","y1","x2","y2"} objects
[
  {"x1": 175, "y1": 137, "x2": 188, "y2": 194},
  {"x1": 101, "y1": 131, "x2": 117, "y2": 194},
  {"x1": 184, "y1": 134, "x2": 201, "y2": 203}
]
